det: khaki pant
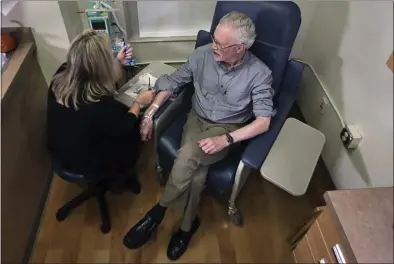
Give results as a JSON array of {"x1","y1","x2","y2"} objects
[{"x1": 159, "y1": 111, "x2": 240, "y2": 231}]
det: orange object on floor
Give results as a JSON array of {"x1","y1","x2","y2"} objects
[{"x1": 1, "y1": 33, "x2": 17, "y2": 53}]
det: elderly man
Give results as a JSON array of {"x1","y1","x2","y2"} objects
[{"x1": 123, "y1": 11, "x2": 275, "y2": 260}]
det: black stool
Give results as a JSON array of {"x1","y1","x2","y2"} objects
[{"x1": 53, "y1": 159, "x2": 113, "y2": 234}]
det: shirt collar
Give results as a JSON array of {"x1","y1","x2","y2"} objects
[{"x1": 217, "y1": 51, "x2": 251, "y2": 72}]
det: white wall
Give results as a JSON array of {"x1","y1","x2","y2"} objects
[
  {"x1": 59, "y1": 1, "x2": 83, "y2": 43},
  {"x1": 132, "y1": 0, "x2": 316, "y2": 58},
  {"x1": 137, "y1": 1, "x2": 216, "y2": 38},
  {"x1": 298, "y1": 1, "x2": 393, "y2": 189},
  {"x1": 2, "y1": 1, "x2": 71, "y2": 83},
  {"x1": 77, "y1": 0, "x2": 90, "y2": 30},
  {"x1": 128, "y1": 1, "x2": 315, "y2": 64},
  {"x1": 290, "y1": 1, "x2": 317, "y2": 58}
]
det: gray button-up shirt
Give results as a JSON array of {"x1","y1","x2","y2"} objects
[{"x1": 154, "y1": 44, "x2": 275, "y2": 124}]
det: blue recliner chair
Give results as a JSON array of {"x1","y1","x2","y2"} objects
[{"x1": 153, "y1": 1, "x2": 305, "y2": 226}]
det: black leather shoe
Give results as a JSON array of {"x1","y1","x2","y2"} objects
[
  {"x1": 167, "y1": 217, "x2": 200, "y2": 261},
  {"x1": 123, "y1": 215, "x2": 160, "y2": 249}
]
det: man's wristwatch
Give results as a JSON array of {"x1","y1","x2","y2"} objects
[{"x1": 225, "y1": 133, "x2": 234, "y2": 145}]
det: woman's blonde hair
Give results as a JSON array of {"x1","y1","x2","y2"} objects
[{"x1": 52, "y1": 30, "x2": 121, "y2": 109}]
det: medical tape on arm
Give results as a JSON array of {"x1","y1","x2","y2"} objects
[{"x1": 144, "y1": 103, "x2": 159, "y2": 119}]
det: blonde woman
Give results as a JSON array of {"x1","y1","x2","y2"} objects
[{"x1": 47, "y1": 30, "x2": 154, "y2": 193}]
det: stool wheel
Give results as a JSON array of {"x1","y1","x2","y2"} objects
[
  {"x1": 100, "y1": 222, "x2": 111, "y2": 234},
  {"x1": 56, "y1": 206, "x2": 69, "y2": 222}
]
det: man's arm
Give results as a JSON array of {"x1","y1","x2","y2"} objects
[
  {"x1": 140, "y1": 49, "x2": 201, "y2": 141},
  {"x1": 143, "y1": 90, "x2": 171, "y2": 118},
  {"x1": 230, "y1": 73, "x2": 275, "y2": 142},
  {"x1": 143, "y1": 50, "x2": 198, "y2": 118},
  {"x1": 229, "y1": 116, "x2": 271, "y2": 143}
]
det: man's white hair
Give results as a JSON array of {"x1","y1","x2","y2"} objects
[{"x1": 219, "y1": 11, "x2": 256, "y2": 49}]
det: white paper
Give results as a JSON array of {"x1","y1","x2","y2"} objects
[
  {"x1": 124, "y1": 73, "x2": 157, "y2": 98},
  {"x1": 138, "y1": 72, "x2": 158, "y2": 87}
]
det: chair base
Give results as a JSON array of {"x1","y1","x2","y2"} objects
[
  {"x1": 226, "y1": 161, "x2": 251, "y2": 227},
  {"x1": 228, "y1": 204, "x2": 243, "y2": 226},
  {"x1": 155, "y1": 163, "x2": 166, "y2": 186},
  {"x1": 56, "y1": 184, "x2": 111, "y2": 234}
]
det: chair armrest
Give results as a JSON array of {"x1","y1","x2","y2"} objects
[
  {"x1": 281, "y1": 59, "x2": 306, "y2": 98},
  {"x1": 153, "y1": 83, "x2": 194, "y2": 138},
  {"x1": 241, "y1": 59, "x2": 305, "y2": 169},
  {"x1": 195, "y1": 30, "x2": 212, "y2": 49}
]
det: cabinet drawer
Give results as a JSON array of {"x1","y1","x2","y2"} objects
[
  {"x1": 307, "y1": 219, "x2": 334, "y2": 263},
  {"x1": 293, "y1": 235, "x2": 314, "y2": 263},
  {"x1": 317, "y1": 208, "x2": 350, "y2": 263}
]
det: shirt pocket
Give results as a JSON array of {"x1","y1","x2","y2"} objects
[
  {"x1": 193, "y1": 79, "x2": 211, "y2": 101},
  {"x1": 196, "y1": 75, "x2": 218, "y2": 99},
  {"x1": 222, "y1": 87, "x2": 251, "y2": 108}
]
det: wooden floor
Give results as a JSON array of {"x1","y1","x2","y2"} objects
[{"x1": 30, "y1": 139, "x2": 335, "y2": 263}]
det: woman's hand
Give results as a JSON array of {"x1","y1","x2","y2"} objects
[
  {"x1": 136, "y1": 90, "x2": 155, "y2": 105},
  {"x1": 116, "y1": 45, "x2": 133, "y2": 64}
]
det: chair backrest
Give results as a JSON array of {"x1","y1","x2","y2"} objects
[{"x1": 208, "y1": 1, "x2": 301, "y2": 93}]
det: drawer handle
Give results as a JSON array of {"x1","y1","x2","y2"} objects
[
  {"x1": 318, "y1": 258, "x2": 326, "y2": 263},
  {"x1": 333, "y1": 244, "x2": 346, "y2": 263}
]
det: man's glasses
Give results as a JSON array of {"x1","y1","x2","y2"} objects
[{"x1": 211, "y1": 34, "x2": 240, "y2": 50}]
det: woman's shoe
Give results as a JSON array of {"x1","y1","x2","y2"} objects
[
  {"x1": 110, "y1": 170, "x2": 141, "y2": 195},
  {"x1": 126, "y1": 176, "x2": 141, "y2": 195}
]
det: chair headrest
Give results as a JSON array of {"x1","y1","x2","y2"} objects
[{"x1": 209, "y1": 1, "x2": 301, "y2": 91}]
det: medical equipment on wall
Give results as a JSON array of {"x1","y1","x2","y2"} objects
[
  {"x1": 85, "y1": 0, "x2": 135, "y2": 65},
  {"x1": 86, "y1": 1, "x2": 113, "y2": 35}
]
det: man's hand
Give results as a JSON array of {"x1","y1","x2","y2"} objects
[
  {"x1": 198, "y1": 135, "x2": 229, "y2": 154},
  {"x1": 140, "y1": 116, "x2": 153, "y2": 141},
  {"x1": 138, "y1": 91, "x2": 171, "y2": 142}
]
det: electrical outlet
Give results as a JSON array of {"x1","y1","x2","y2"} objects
[
  {"x1": 340, "y1": 125, "x2": 363, "y2": 149},
  {"x1": 319, "y1": 96, "x2": 329, "y2": 114}
]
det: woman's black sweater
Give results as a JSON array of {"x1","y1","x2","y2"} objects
[{"x1": 47, "y1": 64, "x2": 140, "y2": 177}]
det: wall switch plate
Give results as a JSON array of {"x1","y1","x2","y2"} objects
[{"x1": 340, "y1": 125, "x2": 363, "y2": 149}]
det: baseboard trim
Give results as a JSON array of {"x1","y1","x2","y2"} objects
[
  {"x1": 128, "y1": 35, "x2": 196, "y2": 43},
  {"x1": 23, "y1": 167, "x2": 55, "y2": 263},
  {"x1": 134, "y1": 60, "x2": 187, "y2": 66}
]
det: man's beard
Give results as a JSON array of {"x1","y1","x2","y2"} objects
[{"x1": 213, "y1": 52, "x2": 223, "y2": 61}]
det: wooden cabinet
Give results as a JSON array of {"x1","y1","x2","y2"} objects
[
  {"x1": 1, "y1": 30, "x2": 52, "y2": 264},
  {"x1": 291, "y1": 188, "x2": 393, "y2": 264},
  {"x1": 291, "y1": 206, "x2": 353, "y2": 263},
  {"x1": 293, "y1": 234, "x2": 314, "y2": 263}
]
